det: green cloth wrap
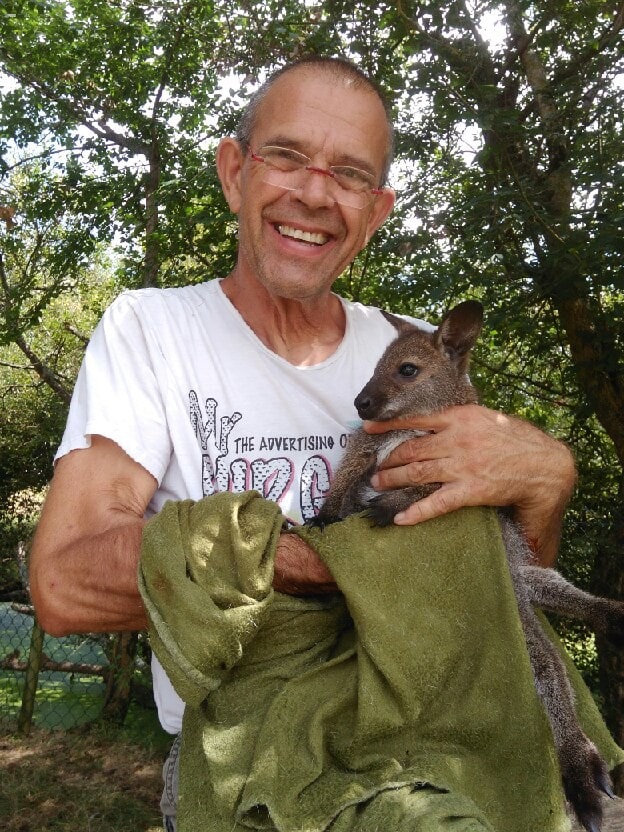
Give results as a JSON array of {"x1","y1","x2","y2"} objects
[{"x1": 138, "y1": 492, "x2": 624, "y2": 832}]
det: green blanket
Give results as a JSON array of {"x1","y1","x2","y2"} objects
[{"x1": 138, "y1": 491, "x2": 624, "y2": 832}]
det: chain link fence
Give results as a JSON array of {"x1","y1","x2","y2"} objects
[
  {"x1": 0, "y1": 495, "x2": 154, "y2": 734},
  {"x1": 1, "y1": 603, "x2": 108, "y2": 730},
  {"x1": 1, "y1": 590, "x2": 154, "y2": 734}
]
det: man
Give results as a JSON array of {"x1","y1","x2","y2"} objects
[{"x1": 29, "y1": 56, "x2": 575, "y2": 827}]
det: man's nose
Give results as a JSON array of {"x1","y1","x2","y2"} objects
[{"x1": 294, "y1": 166, "x2": 337, "y2": 209}]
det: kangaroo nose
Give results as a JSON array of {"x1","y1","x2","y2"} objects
[{"x1": 354, "y1": 392, "x2": 374, "y2": 419}]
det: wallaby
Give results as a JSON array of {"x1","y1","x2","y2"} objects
[{"x1": 314, "y1": 300, "x2": 624, "y2": 832}]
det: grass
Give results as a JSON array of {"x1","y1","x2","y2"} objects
[
  {"x1": 1, "y1": 674, "x2": 108, "y2": 730},
  {"x1": 1, "y1": 710, "x2": 172, "y2": 831}
]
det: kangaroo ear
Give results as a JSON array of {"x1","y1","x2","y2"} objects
[
  {"x1": 433, "y1": 300, "x2": 483, "y2": 370},
  {"x1": 381, "y1": 310, "x2": 418, "y2": 336}
]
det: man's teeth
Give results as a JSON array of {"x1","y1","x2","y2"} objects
[{"x1": 277, "y1": 225, "x2": 328, "y2": 245}]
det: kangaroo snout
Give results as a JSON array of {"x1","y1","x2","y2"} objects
[{"x1": 354, "y1": 386, "x2": 384, "y2": 420}]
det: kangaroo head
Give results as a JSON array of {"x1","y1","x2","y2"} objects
[{"x1": 354, "y1": 300, "x2": 483, "y2": 421}]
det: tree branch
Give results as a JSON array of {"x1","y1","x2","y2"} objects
[
  {"x1": 63, "y1": 322, "x2": 90, "y2": 345},
  {"x1": 12, "y1": 334, "x2": 71, "y2": 405},
  {"x1": 0, "y1": 51, "x2": 150, "y2": 156},
  {"x1": 0, "y1": 359, "x2": 33, "y2": 371}
]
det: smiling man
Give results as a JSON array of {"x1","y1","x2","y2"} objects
[
  {"x1": 216, "y1": 62, "x2": 395, "y2": 361},
  {"x1": 219, "y1": 65, "x2": 395, "y2": 310},
  {"x1": 29, "y1": 56, "x2": 575, "y2": 830}
]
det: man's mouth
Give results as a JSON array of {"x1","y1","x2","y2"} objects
[{"x1": 276, "y1": 225, "x2": 329, "y2": 246}]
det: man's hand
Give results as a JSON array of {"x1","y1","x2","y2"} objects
[
  {"x1": 273, "y1": 533, "x2": 338, "y2": 595},
  {"x1": 365, "y1": 404, "x2": 576, "y2": 567}
]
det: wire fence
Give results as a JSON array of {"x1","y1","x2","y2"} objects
[
  {"x1": 0, "y1": 528, "x2": 154, "y2": 734},
  {"x1": 0, "y1": 599, "x2": 153, "y2": 733}
]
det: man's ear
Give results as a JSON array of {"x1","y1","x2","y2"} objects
[
  {"x1": 216, "y1": 138, "x2": 244, "y2": 214},
  {"x1": 364, "y1": 187, "x2": 395, "y2": 245}
]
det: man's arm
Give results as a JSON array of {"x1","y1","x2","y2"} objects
[
  {"x1": 29, "y1": 436, "x2": 157, "y2": 635},
  {"x1": 365, "y1": 404, "x2": 576, "y2": 567},
  {"x1": 273, "y1": 533, "x2": 337, "y2": 595},
  {"x1": 30, "y1": 436, "x2": 337, "y2": 637}
]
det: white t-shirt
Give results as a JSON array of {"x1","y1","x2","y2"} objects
[{"x1": 57, "y1": 278, "x2": 429, "y2": 732}]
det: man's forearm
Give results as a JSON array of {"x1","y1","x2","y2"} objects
[
  {"x1": 513, "y1": 438, "x2": 576, "y2": 568},
  {"x1": 273, "y1": 532, "x2": 338, "y2": 595},
  {"x1": 30, "y1": 520, "x2": 148, "y2": 636}
]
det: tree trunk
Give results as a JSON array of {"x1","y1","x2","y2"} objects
[{"x1": 144, "y1": 138, "x2": 161, "y2": 288}]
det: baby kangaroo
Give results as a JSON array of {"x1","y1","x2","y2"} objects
[{"x1": 315, "y1": 300, "x2": 624, "y2": 832}]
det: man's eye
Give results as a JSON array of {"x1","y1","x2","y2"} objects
[
  {"x1": 333, "y1": 166, "x2": 374, "y2": 192},
  {"x1": 398, "y1": 363, "x2": 419, "y2": 377},
  {"x1": 263, "y1": 147, "x2": 305, "y2": 170}
]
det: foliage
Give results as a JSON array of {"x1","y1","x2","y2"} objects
[
  {"x1": 0, "y1": 0, "x2": 341, "y2": 287},
  {"x1": 0, "y1": 166, "x2": 117, "y2": 584}
]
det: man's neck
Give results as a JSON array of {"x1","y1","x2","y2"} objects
[{"x1": 220, "y1": 272, "x2": 346, "y2": 367}]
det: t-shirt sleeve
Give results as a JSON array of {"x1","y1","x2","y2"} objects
[{"x1": 55, "y1": 292, "x2": 172, "y2": 484}]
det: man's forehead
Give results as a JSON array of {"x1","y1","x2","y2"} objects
[
  {"x1": 251, "y1": 68, "x2": 389, "y2": 158},
  {"x1": 260, "y1": 66, "x2": 381, "y2": 112}
]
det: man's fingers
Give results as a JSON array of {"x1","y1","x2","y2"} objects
[
  {"x1": 393, "y1": 486, "x2": 472, "y2": 525},
  {"x1": 376, "y1": 434, "x2": 446, "y2": 469},
  {"x1": 371, "y1": 458, "x2": 448, "y2": 490},
  {"x1": 363, "y1": 412, "x2": 448, "y2": 434}
]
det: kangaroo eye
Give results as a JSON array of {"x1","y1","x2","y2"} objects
[{"x1": 398, "y1": 363, "x2": 419, "y2": 377}]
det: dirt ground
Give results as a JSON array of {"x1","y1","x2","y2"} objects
[{"x1": 1, "y1": 725, "x2": 164, "y2": 831}]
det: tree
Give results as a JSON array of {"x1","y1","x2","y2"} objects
[
  {"x1": 0, "y1": 164, "x2": 116, "y2": 583},
  {"x1": 0, "y1": 0, "x2": 342, "y2": 287},
  {"x1": 386, "y1": 2, "x2": 624, "y2": 769}
]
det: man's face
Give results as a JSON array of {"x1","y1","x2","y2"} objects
[{"x1": 221, "y1": 68, "x2": 395, "y2": 302}]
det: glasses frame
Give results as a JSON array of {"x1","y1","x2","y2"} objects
[{"x1": 248, "y1": 145, "x2": 385, "y2": 209}]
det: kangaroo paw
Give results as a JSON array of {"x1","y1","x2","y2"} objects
[
  {"x1": 306, "y1": 515, "x2": 340, "y2": 529},
  {"x1": 362, "y1": 497, "x2": 397, "y2": 527},
  {"x1": 562, "y1": 740, "x2": 610, "y2": 832}
]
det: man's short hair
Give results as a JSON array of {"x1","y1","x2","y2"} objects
[{"x1": 235, "y1": 56, "x2": 395, "y2": 186}]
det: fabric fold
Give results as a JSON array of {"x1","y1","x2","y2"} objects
[
  {"x1": 139, "y1": 492, "x2": 624, "y2": 832},
  {"x1": 138, "y1": 491, "x2": 284, "y2": 706}
]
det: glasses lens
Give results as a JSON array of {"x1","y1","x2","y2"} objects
[
  {"x1": 253, "y1": 146, "x2": 378, "y2": 209},
  {"x1": 260, "y1": 169, "x2": 372, "y2": 209},
  {"x1": 331, "y1": 166, "x2": 376, "y2": 194},
  {"x1": 260, "y1": 146, "x2": 308, "y2": 172}
]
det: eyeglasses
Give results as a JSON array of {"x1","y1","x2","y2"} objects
[{"x1": 249, "y1": 145, "x2": 384, "y2": 210}]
